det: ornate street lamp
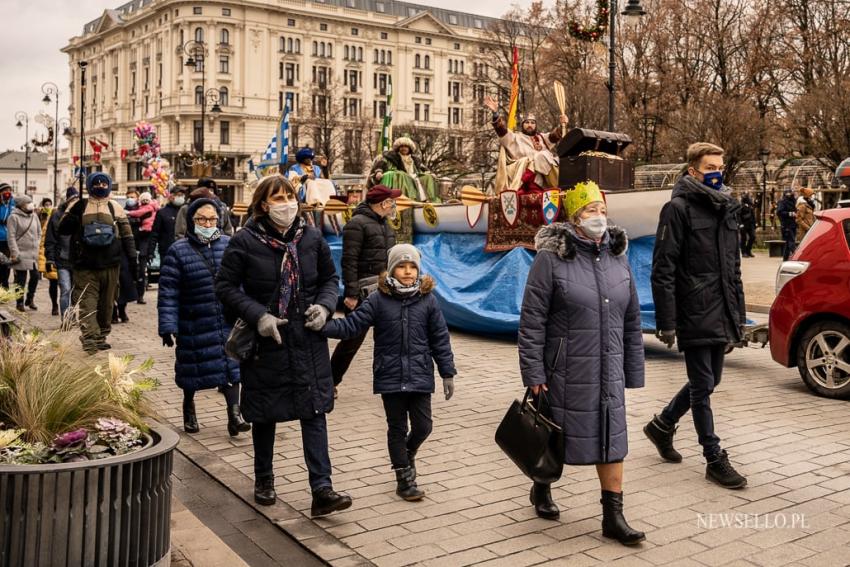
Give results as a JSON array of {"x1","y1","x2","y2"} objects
[
  {"x1": 77, "y1": 60, "x2": 88, "y2": 191},
  {"x1": 14, "y1": 112, "x2": 30, "y2": 193},
  {"x1": 182, "y1": 40, "x2": 220, "y2": 156},
  {"x1": 41, "y1": 82, "x2": 61, "y2": 203},
  {"x1": 759, "y1": 148, "x2": 771, "y2": 229}
]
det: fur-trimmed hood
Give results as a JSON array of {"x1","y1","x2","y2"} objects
[
  {"x1": 378, "y1": 272, "x2": 435, "y2": 295},
  {"x1": 534, "y1": 222, "x2": 628, "y2": 260}
]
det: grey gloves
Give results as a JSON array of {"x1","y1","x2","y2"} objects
[
  {"x1": 304, "y1": 304, "x2": 331, "y2": 331},
  {"x1": 443, "y1": 377, "x2": 454, "y2": 401},
  {"x1": 257, "y1": 313, "x2": 289, "y2": 344},
  {"x1": 656, "y1": 329, "x2": 676, "y2": 349}
]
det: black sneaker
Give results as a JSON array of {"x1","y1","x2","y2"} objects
[
  {"x1": 310, "y1": 487, "x2": 352, "y2": 517},
  {"x1": 706, "y1": 450, "x2": 747, "y2": 489}
]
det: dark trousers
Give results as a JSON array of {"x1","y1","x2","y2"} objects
[
  {"x1": 381, "y1": 393, "x2": 433, "y2": 469},
  {"x1": 782, "y1": 225, "x2": 797, "y2": 260},
  {"x1": 251, "y1": 415, "x2": 332, "y2": 492},
  {"x1": 136, "y1": 232, "x2": 152, "y2": 299},
  {"x1": 740, "y1": 225, "x2": 755, "y2": 256},
  {"x1": 183, "y1": 383, "x2": 239, "y2": 406},
  {"x1": 13, "y1": 269, "x2": 40, "y2": 302},
  {"x1": 0, "y1": 242, "x2": 9, "y2": 288},
  {"x1": 73, "y1": 266, "x2": 120, "y2": 351},
  {"x1": 47, "y1": 277, "x2": 59, "y2": 309},
  {"x1": 660, "y1": 345, "x2": 725, "y2": 460},
  {"x1": 330, "y1": 302, "x2": 367, "y2": 386}
]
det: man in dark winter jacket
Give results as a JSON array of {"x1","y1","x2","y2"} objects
[
  {"x1": 330, "y1": 184, "x2": 400, "y2": 392},
  {"x1": 645, "y1": 142, "x2": 748, "y2": 489},
  {"x1": 59, "y1": 172, "x2": 137, "y2": 354},
  {"x1": 151, "y1": 187, "x2": 186, "y2": 259},
  {"x1": 44, "y1": 187, "x2": 79, "y2": 318},
  {"x1": 776, "y1": 189, "x2": 798, "y2": 260},
  {"x1": 738, "y1": 194, "x2": 757, "y2": 258}
]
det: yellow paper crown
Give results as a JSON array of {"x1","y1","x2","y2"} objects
[{"x1": 565, "y1": 181, "x2": 604, "y2": 218}]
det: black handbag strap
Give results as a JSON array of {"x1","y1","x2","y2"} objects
[{"x1": 522, "y1": 388, "x2": 553, "y2": 424}]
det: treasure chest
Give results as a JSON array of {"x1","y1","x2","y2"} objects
[{"x1": 557, "y1": 128, "x2": 634, "y2": 192}]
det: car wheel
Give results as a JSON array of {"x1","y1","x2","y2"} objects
[{"x1": 796, "y1": 321, "x2": 850, "y2": 399}]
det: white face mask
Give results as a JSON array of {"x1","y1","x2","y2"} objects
[
  {"x1": 23, "y1": 203, "x2": 34, "y2": 213},
  {"x1": 579, "y1": 215, "x2": 608, "y2": 240},
  {"x1": 268, "y1": 201, "x2": 299, "y2": 229}
]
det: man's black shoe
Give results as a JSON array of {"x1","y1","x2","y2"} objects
[
  {"x1": 97, "y1": 343, "x2": 112, "y2": 351},
  {"x1": 311, "y1": 487, "x2": 352, "y2": 517},
  {"x1": 706, "y1": 450, "x2": 747, "y2": 489},
  {"x1": 254, "y1": 476, "x2": 276, "y2": 506},
  {"x1": 643, "y1": 415, "x2": 682, "y2": 463}
]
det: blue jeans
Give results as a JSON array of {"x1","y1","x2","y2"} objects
[
  {"x1": 57, "y1": 268, "x2": 73, "y2": 316},
  {"x1": 251, "y1": 414, "x2": 332, "y2": 491},
  {"x1": 660, "y1": 345, "x2": 725, "y2": 460}
]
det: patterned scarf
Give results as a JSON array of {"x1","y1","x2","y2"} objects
[
  {"x1": 385, "y1": 275, "x2": 421, "y2": 298},
  {"x1": 246, "y1": 218, "x2": 305, "y2": 318}
]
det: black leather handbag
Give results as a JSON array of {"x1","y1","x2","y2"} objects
[{"x1": 495, "y1": 388, "x2": 565, "y2": 484}]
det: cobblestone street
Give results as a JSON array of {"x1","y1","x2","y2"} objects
[{"x1": 18, "y1": 265, "x2": 850, "y2": 566}]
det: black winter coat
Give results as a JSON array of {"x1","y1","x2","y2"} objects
[
  {"x1": 519, "y1": 223, "x2": 644, "y2": 465},
  {"x1": 776, "y1": 196, "x2": 797, "y2": 230},
  {"x1": 651, "y1": 176, "x2": 746, "y2": 349},
  {"x1": 151, "y1": 203, "x2": 181, "y2": 258},
  {"x1": 341, "y1": 202, "x2": 396, "y2": 297},
  {"x1": 44, "y1": 204, "x2": 73, "y2": 269},
  {"x1": 322, "y1": 275, "x2": 456, "y2": 394},
  {"x1": 158, "y1": 199, "x2": 240, "y2": 391},
  {"x1": 215, "y1": 216, "x2": 339, "y2": 423}
]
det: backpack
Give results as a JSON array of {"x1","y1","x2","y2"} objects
[{"x1": 74, "y1": 199, "x2": 117, "y2": 247}]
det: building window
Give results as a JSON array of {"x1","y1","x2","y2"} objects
[
  {"x1": 194, "y1": 27, "x2": 204, "y2": 43},
  {"x1": 219, "y1": 55, "x2": 229, "y2": 73},
  {"x1": 220, "y1": 121, "x2": 230, "y2": 145},
  {"x1": 193, "y1": 6, "x2": 202, "y2": 15},
  {"x1": 320, "y1": 23, "x2": 328, "y2": 31},
  {"x1": 415, "y1": 54, "x2": 420, "y2": 68},
  {"x1": 424, "y1": 55, "x2": 430, "y2": 69},
  {"x1": 351, "y1": 28, "x2": 359, "y2": 36},
  {"x1": 347, "y1": 0, "x2": 355, "y2": 7},
  {"x1": 222, "y1": 8, "x2": 231, "y2": 16},
  {"x1": 474, "y1": 19, "x2": 483, "y2": 28},
  {"x1": 220, "y1": 28, "x2": 229, "y2": 45},
  {"x1": 449, "y1": 15, "x2": 458, "y2": 25},
  {"x1": 414, "y1": 103, "x2": 420, "y2": 121},
  {"x1": 219, "y1": 86, "x2": 229, "y2": 106},
  {"x1": 408, "y1": 7, "x2": 417, "y2": 16},
  {"x1": 295, "y1": 39, "x2": 301, "y2": 53},
  {"x1": 424, "y1": 104, "x2": 430, "y2": 122},
  {"x1": 454, "y1": 42, "x2": 460, "y2": 50},
  {"x1": 380, "y1": 31, "x2": 388, "y2": 39},
  {"x1": 376, "y1": 2, "x2": 385, "y2": 13},
  {"x1": 178, "y1": 56, "x2": 183, "y2": 75},
  {"x1": 415, "y1": 36, "x2": 421, "y2": 44},
  {"x1": 425, "y1": 38, "x2": 431, "y2": 45},
  {"x1": 193, "y1": 120, "x2": 203, "y2": 149},
  {"x1": 388, "y1": 51, "x2": 392, "y2": 65},
  {"x1": 195, "y1": 86, "x2": 203, "y2": 105},
  {"x1": 414, "y1": 77, "x2": 420, "y2": 93},
  {"x1": 285, "y1": 63, "x2": 295, "y2": 86},
  {"x1": 288, "y1": 18, "x2": 296, "y2": 27},
  {"x1": 424, "y1": 78, "x2": 430, "y2": 93}
]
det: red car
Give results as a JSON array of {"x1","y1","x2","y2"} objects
[{"x1": 769, "y1": 207, "x2": 850, "y2": 398}]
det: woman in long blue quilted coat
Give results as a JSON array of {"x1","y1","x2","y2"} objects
[
  {"x1": 157, "y1": 198, "x2": 250, "y2": 437},
  {"x1": 518, "y1": 183, "x2": 646, "y2": 546}
]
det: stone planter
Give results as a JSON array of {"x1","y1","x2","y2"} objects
[{"x1": 0, "y1": 422, "x2": 179, "y2": 567}]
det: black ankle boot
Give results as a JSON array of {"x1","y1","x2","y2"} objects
[
  {"x1": 311, "y1": 487, "x2": 352, "y2": 517},
  {"x1": 226, "y1": 404, "x2": 251, "y2": 436},
  {"x1": 395, "y1": 467, "x2": 425, "y2": 501},
  {"x1": 25, "y1": 297, "x2": 37, "y2": 310},
  {"x1": 254, "y1": 476, "x2": 276, "y2": 506},
  {"x1": 407, "y1": 449, "x2": 417, "y2": 480},
  {"x1": 601, "y1": 490, "x2": 645, "y2": 545},
  {"x1": 706, "y1": 450, "x2": 747, "y2": 489},
  {"x1": 643, "y1": 415, "x2": 682, "y2": 463},
  {"x1": 182, "y1": 400, "x2": 200, "y2": 433},
  {"x1": 529, "y1": 482, "x2": 560, "y2": 520}
]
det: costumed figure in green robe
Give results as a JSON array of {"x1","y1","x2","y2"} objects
[{"x1": 368, "y1": 137, "x2": 440, "y2": 203}]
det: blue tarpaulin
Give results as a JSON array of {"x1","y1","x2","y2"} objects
[{"x1": 326, "y1": 232, "x2": 659, "y2": 335}]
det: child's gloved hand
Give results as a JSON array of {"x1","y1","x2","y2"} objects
[
  {"x1": 443, "y1": 377, "x2": 454, "y2": 401},
  {"x1": 304, "y1": 304, "x2": 330, "y2": 331}
]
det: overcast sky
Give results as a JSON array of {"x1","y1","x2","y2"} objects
[{"x1": 0, "y1": 0, "x2": 538, "y2": 155}]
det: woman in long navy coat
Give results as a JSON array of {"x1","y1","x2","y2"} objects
[
  {"x1": 157, "y1": 198, "x2": 250, "y2": 437},
  {"x1": 519, "y1": 184, "x2": 646, "y2": 545}
]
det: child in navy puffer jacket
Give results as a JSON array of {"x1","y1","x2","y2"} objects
[{"x1": 310, "y1": 243, "x2": 456, "y2": 501}]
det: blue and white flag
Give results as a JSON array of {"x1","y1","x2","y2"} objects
[{"x1": 260, "y1": 95, "x2": 291, "y2": 167}]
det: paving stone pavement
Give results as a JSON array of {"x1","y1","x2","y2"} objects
[{"x1": 16, "y1": 281, "x2": 850, "y2": 567}]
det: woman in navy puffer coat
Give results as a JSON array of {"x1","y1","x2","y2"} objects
[
  {"x1": 519, "y1": 192, "x2": 645, "y2": 546},
  {"x1": 157, "y1": 198, "x2": 250, "y2": 438}
]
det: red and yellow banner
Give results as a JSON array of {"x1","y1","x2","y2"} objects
[{"x1": 507, "y1": 46, "x2": 519, "y2": 130}]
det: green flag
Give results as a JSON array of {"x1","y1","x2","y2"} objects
[{"x1": 378, "y1": 76, "x2": 393, "y2": 154}]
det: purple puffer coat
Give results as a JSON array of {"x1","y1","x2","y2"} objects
[{"x1": 518, "y1": 223, "x2": 645, "y2": 465}]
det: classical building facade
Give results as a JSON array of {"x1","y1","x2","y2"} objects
[{"x1": 61, "y1": 0, "x2": 497, "y2": 204}]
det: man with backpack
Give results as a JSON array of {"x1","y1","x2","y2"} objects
[{"x1": 59, "y1": 172, "x2": 137, "y2": 354}]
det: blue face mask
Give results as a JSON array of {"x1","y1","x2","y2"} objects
[
  {"x1": 126, "y1": 198, "x2": 137, "y2": 208},
  {"x1": 701, "y1": 171, "x2": 723, "y2": 190},
  {"x1": 90, "y1": 186, "x2": 111, "y2": 199},
  {"x1": 194, "y1": 225, "x2": 220, "y2": 242}
]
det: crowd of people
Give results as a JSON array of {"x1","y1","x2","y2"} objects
[{"x1": 0, "y1": 137, "x2": 812, "y2": 544}]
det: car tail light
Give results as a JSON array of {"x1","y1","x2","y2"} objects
[{"x1": 775, "y1": 261, "x2": 810, "y2": 294}]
